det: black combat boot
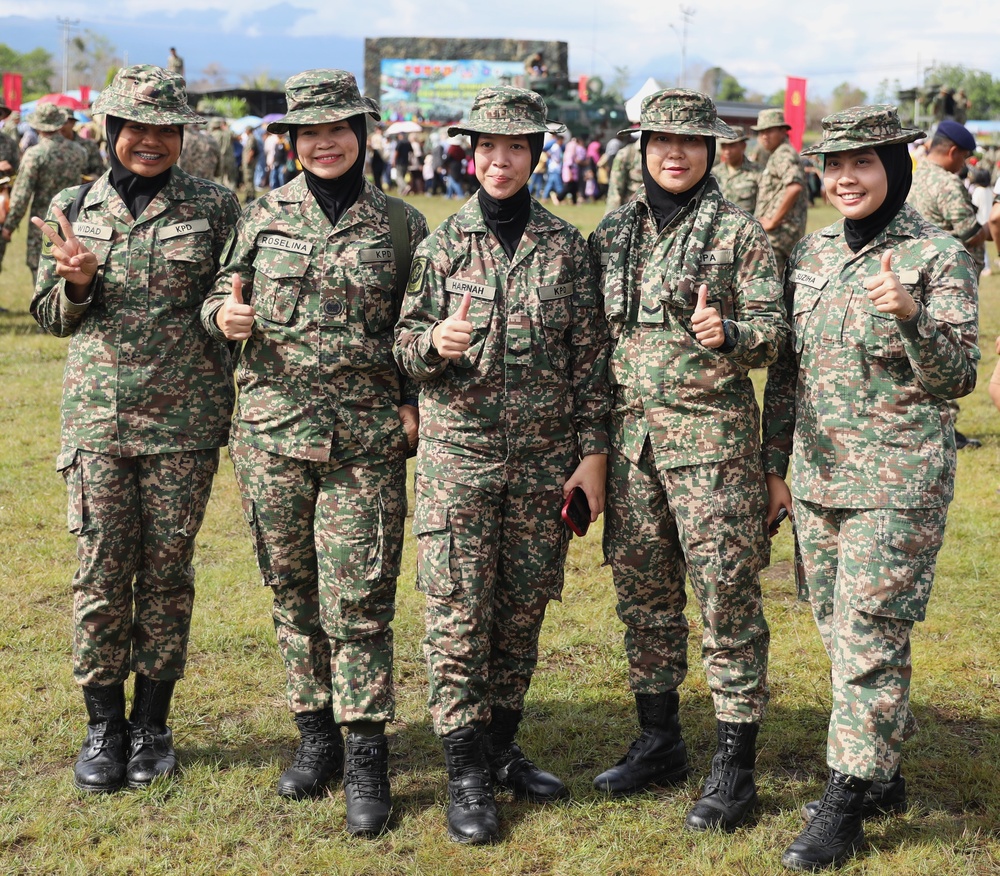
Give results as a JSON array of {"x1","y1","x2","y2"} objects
[
  {"x1": 781, "y1": 770, "x2": 872, "y2": 871},
  {"x1": 126, "y1": 675, "x2": 178, "y2": 787},
  {"x1": 74, "y1": 683, "x2": 129, "y2": 793},
  {"x1": 276, "y1": 708, "x2": 343, "y2": 799},
  {"x1": 684, "y1": 721, "x2": 759, "y2": 832},
  {"x1": 486, "y1": 706, "x2": 569, "y2": 803},
  {"x1": 442, "y1": 726, "x2": 500, "y2": 844},
  {"x1": 800, "y1": 769, "x2": 906, "y2": 823},
  {"x1": 343, "y1": 730, "x2": 392, "y2": 837},
  {"x1": 593, "y1": 691, "x2": 689, "y2": 796}
]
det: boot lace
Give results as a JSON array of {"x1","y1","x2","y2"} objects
[{"x1": 345, "y1": 744, "x2": 389, "y2": 801}]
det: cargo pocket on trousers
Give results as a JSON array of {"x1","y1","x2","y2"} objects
[
  {"x1": 57, "y1": 449, "x2": 94, "y2": 535},
  {"x1": 710, "y1": 482, "x2": 769, "y2": 575},
  {"x1": 248, "y1": 500, "x2": 278, "y2": 588},
  {"x1": 852, "y1": 509, "x2": 944, "y2": 622},
  {"x1": 413, "y1": 504, "x2": 457, "y2": 597}
]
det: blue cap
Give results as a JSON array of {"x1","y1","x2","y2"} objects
[{"x1": 936, "y1": 120, "x2": 976, "y2": 152}]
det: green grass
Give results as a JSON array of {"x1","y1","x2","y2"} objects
[{"x1": 2, "y1": 195, "x2": 999, "y2": 875}]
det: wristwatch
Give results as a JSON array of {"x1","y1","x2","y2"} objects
[{"x1": 720, "y1": 319, "x2": 740, "y2": 353}]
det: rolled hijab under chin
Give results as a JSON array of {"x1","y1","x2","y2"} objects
[
  {"x1": 830, "y1": 143, "x2": 912, "y2": 253},
  {"x1": 640, "y1": 132, "x2": 716, "y2": 232},
  {"x1": 105, "y1": 115, "x2": 181, "y2": 220},
  {"x1": 472, "y1": 131, "x2": 545, "y2": 259},
  {"x1": 288, "y1": 115, "x2": 368, "y2": 228}
]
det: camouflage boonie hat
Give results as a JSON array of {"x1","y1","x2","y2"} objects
[
  {"x1": 448, "y1": 86, "x2": 559, "y2": 138},
  {"x1": 750, "y1": 108, "x2": 791, "y2": 131},
  {"x1": 93, "y1": 65, "x2": 203, "y2": 125},
  {"x1": 268, "y1": 69, "x2": 379, "y2": 134},
  {"x1": 618, "y1": 88, "x2": 737, "y2": 139},
  {"x1": 30, "y1": 102, "x2": 71, "y2": 132},
  {"x1": 802, "y1": 105, "x2": 925, "y2": 156},
  {"x1": 718, "y1": 125, "x2": 748, "y2": 145}
]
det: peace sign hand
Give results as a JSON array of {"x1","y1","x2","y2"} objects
[{"x1": 31, "y1": 205, "x2": 99, "y2": 292}]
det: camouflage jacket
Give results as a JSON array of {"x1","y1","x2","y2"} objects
[
  {"x1": 179, "y1": 129, "x2": 222, "y2": 182},
  {"x1": 73, "y1": 133, "x2": 106, "y2": 179},
  {"x1": 0, "y1": 130, "x2": 19, "y2": 174},
  {"x1": 31, "y1": 168, "x2": 240, "y2": 462},
  {"x1": 3, "y1": 136, "x2": 86, "y2": 235},
  {"x1": 211, "y1": 128, "x2": 238, "y2": 186},
  {"x1": 762, "y1": 204, "x2": 979, "y2": 508},
  {"x1": 394, "y1": 195, "x2": 610, "y2": 494},
  {"x1": 754, "y1": 140, "x2": 808, "y2": 258},
  {"x1": 713, "y1": 156, "x2": 761, "y2": 213},
  {"x1": 605, "y1": 140, "x2": 643, "y2": 213},
  {"x1": 202, "y1": 176, "x2": 428, "y2": 462},
  {"x1": 908, "y1": 158, "x2": 984, "y2": 268},
  {"x1": 590, "y1": 180, "x2": 786, "y2": 471}
]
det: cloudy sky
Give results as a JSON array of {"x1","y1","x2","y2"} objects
[{"x1": 2, "y1": 0, "x2": 997, "y2": 102}]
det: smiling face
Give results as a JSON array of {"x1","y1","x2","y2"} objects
[
  {"x1": 114, "y1": 121, "x2": 182, "y2": 176},
  {"x1": 474, "y1": 133, "x2": 533, "y2": 199},
  {"x1": 295, "y1": 120, "x2": 359, "y2": 179},
  {"x1": 823, "y1": 147, "x2": 888, "y2": 220},
  {"x1": 644, "y1": 132, "x2": 708, "y2": 194}
]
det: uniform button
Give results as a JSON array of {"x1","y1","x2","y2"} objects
[{"x1": 324, "y1": 300, "x2": 344, "y2": 316}]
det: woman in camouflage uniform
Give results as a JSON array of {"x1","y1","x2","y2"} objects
[
  {"x1": 589, "y1": 88, "x2": 786, "y2": 833},
  {"x1": 395, "y1": 86, "x2": 610, "y2": 845},
  {"x1": 763, "y1": 106, "x2": 979, "y2": 871},
  {"x1": 204, "y1": 70, "x2": 427, "y2": 837},
  {"x1": 31, "y1": 65, "x2": 240, "y2": 794}
]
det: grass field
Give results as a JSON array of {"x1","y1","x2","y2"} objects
[{"x1": 1, "y1": 193, "x2": 999, "y2": 876}]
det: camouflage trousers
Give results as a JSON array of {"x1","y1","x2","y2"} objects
[
  {"x1": 793, "y1": 499, "x2": 947, "y2": 782},
  {"x1": 60, "y1": 448, "x2": 219, "y2": 686},
  {"x1": 604, "y1": 440, "x2": 770, "y2": 722},
  {"x1": 231, "y1": 441, "x2": 405, "y2": 723},
  {"x1": 414, "y1": 474, "x2": 570, "y2": 736}
]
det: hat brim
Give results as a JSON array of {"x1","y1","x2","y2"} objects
[
  {"x1": 268, "y1": 102, "x2": 380, "y2": 134},
  {"x1": 92, "y1": 95, "x2": 205, "y2": 126},
  {"x1": 448, "y1": 118, "x2": 555, "y2": 138},
  {"x1": 749, "y1": 123, "x2": 791, "y2": 132},
  {"x1": 801, "y1": 128, "x2": 925, "y2": 156},
  {"x1": 618, "y1": 119, "x2": 738, "y2": 140}
]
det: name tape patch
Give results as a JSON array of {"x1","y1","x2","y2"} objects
[
  {"x1": 360, "y1": 247, "x2": 394, "y2": 263},
  {"x1": 791, "y1": 270, "x2": 828, "y2": 290},
  {"x1": 538, "y1": 282, "x2": 574, "y2": 301},
  {"x1": 157, "y1": 218, "x2": 210, "y2": 240},
  {"x1": 257, "y1": 233, "x2": 314, "y2": 255},
  {"x1": 898, "y1": 269, "x2": 920, "y2": 285},
  {"x1": 699, "y1": 249, "x2": 734, "y2": 265},
  {"x1": 73, "y1": 222, "x2": 113, "y2": 241},
  {"x1": 445, "y1": 277, "x2": 496, "y2": 301}
]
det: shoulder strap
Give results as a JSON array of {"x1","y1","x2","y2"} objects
[
  {"x1": 385, "y1": 195, "x2": 411, "y2": 299},
  {"x1": 67, "y1": 180, "x2": 96, "y2": 224}
]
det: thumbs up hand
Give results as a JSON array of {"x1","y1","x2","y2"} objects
[
  {"x1": 865, "y1": 249, "x2": 917, "y2": 320},
  {"x1": 431, "y1": 291, "x2": 474, "y2": 359},
  {"x1": 215, "y1": 274, "x2": 257, "y2": 340},
  {"x1": 691, "y1": 283, "x2": 725, "y2": 348}
]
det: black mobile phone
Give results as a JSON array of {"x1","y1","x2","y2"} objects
[
  {"x1": 769, "y1": 507, "x2": 788, "y2": 538},
  {"x1": 561, "y1": 487, "x2": 591, "y2": 537}
]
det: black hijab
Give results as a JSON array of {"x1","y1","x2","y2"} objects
[
  {"x1": 105, "y1": 115, "x2": 179, "y2": 220},
  {"x1": 640, "y1": 132, "x2": 717, "y2": 232},
  {"x1": 288, "y1": 115, "x2": 368, "y2": 228},
  {"x1": 835, "y1": 143, "x2": 912, "y2": 253},
  {"x1": 472, "y1": 132, "x2": 544, "y2": 259}
]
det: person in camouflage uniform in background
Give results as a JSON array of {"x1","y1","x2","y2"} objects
[
  {"x1": 2, "y1": 102, "x2": 86, "y2": 284},
  {"x1": 762, "y1": 106, "x2": 979, "y2": 871},
  {"x1": 205, "y1": 69, "x2": 427, "y2": 838},
  {"x1": 752, "y1": 108, "x2": 809, "y2": 276},
  {"x1": 30, "y1": 65, "x2": 239, "y2": 795},
  {"x1": 394, "y1": 86, "x2": 610, "y2": 845},
  {"x1": 60, "y1": 115, "x2": 107, "y2": 179},
  {"x1": 178, "y1": 124, "x2": 222, "y2": 181},
  {"x1": 713, "y1": 125, "x2": 761, "y2": 213},
  {"x1": 0, "y1": 99, "x2": 19, "y2": 275},
  {"x1": 604, "y1": 134, "x2": 642, "y2": 213},
  {"x1": 589, "y1": 89, "x2": 787, "y2": 834},
  {"x1": 210, "y1": 118, "x2": 238, "y2": 189}
]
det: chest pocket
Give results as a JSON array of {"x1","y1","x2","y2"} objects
[
  {"x1": 361, "y1": 258, "x2": 398, "y2": 335},
  {"x1": 857, "y1": 288, "x2": 909, "y2": 358},
  {"x1": 449, "y1": 289, "x2": 496, "y2": 371},
  {"x1": 76, "y1": 237, "x2": 114, "y2": 307},
  {"x1": 538, "y1": 284, "x2": 573, "y2": 373},
  {"x1": 158, "y1": 231, "x2": 214, "y2": 308},
  {"x1": 791, "y1": 286, "x2": 823, "y2": 353},
  {"x1": 252, "y1": 248, "x2": 309, "y2": 324}
]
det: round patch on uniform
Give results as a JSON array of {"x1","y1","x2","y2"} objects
[
  {"x1": 324, "y1": 299, "x2": 345, "y2": 316},
  {"x1": 406, "y1": 257, "x2": 428, "y2": 294},
  {"x1": 41, "y1": 220, "x2": 59, "y2": 257}
]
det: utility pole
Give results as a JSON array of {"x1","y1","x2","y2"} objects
[
  {"x1": 671, "y1": 5, "x2": 696, "y2": 88},
  {"x1": 57, "y1": 17, "x2": 80, "y2": 94}
]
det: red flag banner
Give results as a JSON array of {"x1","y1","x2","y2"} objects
[
  {"x1": 3, "y1": 73, "x2": 23, "y2": 111},
  {"x1": 785, "y1": 77, "x2": 807, "y2": 151},
  {"x1": 79, "y1": 85, "x2": 91, "y2": 107}
]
